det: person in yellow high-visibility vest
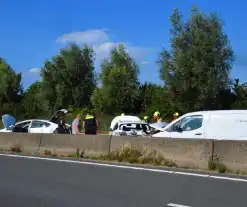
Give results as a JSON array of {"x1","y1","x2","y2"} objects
[
  {"x1": 172, "y1": 112, "x2": 179, "y2": 121},
  {"x1": 143, "y1": 116, "x2": 149, "y2": 123},
  {"x1": 83, "y1": 112, "x2": 98, "y2": 135},
  {"x1": 121, "y1": 113, "x2": 125, "y2": 116},
  {"x1": 153, "y1": 111, "x2": 162, "y2": 123}
]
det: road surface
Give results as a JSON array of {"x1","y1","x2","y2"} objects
[{"x1": 0, "y1": 154, "x2": 247, "y2": 207}]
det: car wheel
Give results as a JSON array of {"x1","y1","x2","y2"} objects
[{"x1": 53, "y1": 129, "x2": 58, "y2": 134}]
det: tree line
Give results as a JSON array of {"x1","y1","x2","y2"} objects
[{"x1": 0, "y1": 6, "x2": 246, "y2": 126}]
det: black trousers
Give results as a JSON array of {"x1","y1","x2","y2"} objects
[{"x1": 85, "y1": 129, "x2": 97, "y2": 135}]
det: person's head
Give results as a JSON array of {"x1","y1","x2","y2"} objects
[
  {"x1": 76, "y1": 114, "x2": 81, "y2": 120},
  {"x1": 144, "y1": 116, "x2": 148, "y2": 121},
  {"x1": 173, "y1": 112, "x2": 179, "y2": 118},
  {"x1": 121, "y1": 113, "x2": 125, "y2": 116},
  {"x1": 153, "y1": 111, "x2": 160, "y2": 118}
]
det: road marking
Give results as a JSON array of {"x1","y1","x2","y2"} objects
[
  {"x1": 167, "y1": 203, "x2": 191, "y2": 207},
  {"x1": 0, "y1": 153, "x2": 247, "y2": 183}
]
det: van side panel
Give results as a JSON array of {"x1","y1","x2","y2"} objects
[{"x1": 205, "y1": 113, "x2": 247, "y2": 140}]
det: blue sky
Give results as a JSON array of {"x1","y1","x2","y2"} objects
[{"x1": 0, "y1": 0, "x2": 247, "y2": 89}]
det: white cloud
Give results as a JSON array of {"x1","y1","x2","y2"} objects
[
  {"x1": 140, "y1": 61, "x2": 150, "y2": 65},
  {"x1": 93, "y1": 42, "x2": 118, "y2": 59},
  {"x1": 56, "y1": 29, "x2": 153, "y2": 61},
  {"x1": 56, "y1": 29, "x2": 109, "y2": 45},
  {"x1": 29, "y1": 68, "x2": 41, "y2": 73}
]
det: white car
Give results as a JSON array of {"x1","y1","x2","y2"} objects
[
  {"x1": 109, "y1": 115, "x2": 150, "y2": 136},
  {"x1": 0, "y1": 109, "x2": 72, "y2": 134}
]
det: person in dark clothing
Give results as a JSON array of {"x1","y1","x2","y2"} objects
[
  {"x1": 83, "y1": 113, "x2": 98, "y2": 135},
  {"x1": 55, "y1": 112, "x2": 67, "y2": 133}
]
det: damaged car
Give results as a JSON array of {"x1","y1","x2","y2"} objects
[
  {"x1": 109, "y1": 115, "x2": 151, "y2": 136},
  {"x1": 0, "y1": 109, "x2": 72, "y2": 134}
]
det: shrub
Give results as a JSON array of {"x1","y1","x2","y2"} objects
[
  {"x1": 68, "y1": 154, "x2": 77, "y2": 158},
  {"x1": 208, "y1": 157, "x2": 227, "y2": 173},
  {"x1": 208, "y1": 159, "x2": 217, "y2": 171},
  {"x1": 10, "y1": 144, "x2": 22, "y2": 153},
  {"x1": 44, "y1": 149, "x2": 52, "y2": 156},
  {"x1": 216, "y1": 163, "x2": 227, "y2": 173},
  {"x1": 86, "y1": 144, "x2": 178, "y2": 168}
]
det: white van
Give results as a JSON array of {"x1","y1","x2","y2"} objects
[{"x1": 152, "y1": 110, "x2": 247, "y2": 140}]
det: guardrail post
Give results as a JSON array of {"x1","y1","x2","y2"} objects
[
  {"x1": 108, "y1": 134, "x2": 113, "y2": 155},
  {"x1": 211, "y1": 140, "x2": 215, "y2": 161}
]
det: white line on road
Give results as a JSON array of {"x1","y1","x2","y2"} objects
[
  {"x1": 0, "y1": 153, "x2": 247, "y2": 183},
  {"x1": 167, "y1": 203, "x2": 191, "y2": 207}
]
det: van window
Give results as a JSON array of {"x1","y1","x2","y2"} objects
[
  {"x1": 165, "y1": 119, "x2": 182, "y2": 132},
  {"x1": 166, "y1": 115, "x2": 203, "y2": 132},
  {"x1": 181, "y1": 115, "x2": 203, "y2": 131}
]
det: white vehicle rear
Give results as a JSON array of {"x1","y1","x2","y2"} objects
[
  {"x1": 111, "y1": 121, "x2": 150, "y2": 136},
  {"x1": 152, "y1": 110, "x2": 247, "y2": 140},
  {"x1": 110, "y1": 115, "x2": 141, "y2": 131}
]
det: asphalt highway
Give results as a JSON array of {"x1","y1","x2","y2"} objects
[{"x1": 0, "y1": 154, "x2": 247, "y2": 207}]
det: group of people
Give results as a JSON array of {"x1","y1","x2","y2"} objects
[
  {"x1": 71, "y1": 111, "x2": 180, "y2": 135},
  {"x1": 142, "y1": 111, "x2": 180, "y2": 123},
  {"x1": 72, "y1": 112, "x2": 98, "y2": 135}
]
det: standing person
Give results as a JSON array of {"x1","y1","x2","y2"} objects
[
  {"x1": 152, "y1": 111, "x2": 162, "y2": 123},
  {"x1": 83, "y1": 112, "x2": 98, "y2": 135},
  {"x1": 143, "y1": 116, "x2": 149, "y2": 123},
  {"x1": 172, "y1": 112, "x2": 179, "y2": 121},
  {"x1": 72, "y1": 114, "x2": 81, "y2": 135}
]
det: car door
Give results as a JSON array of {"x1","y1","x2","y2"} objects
[
  {"x1": 29, "y1": 121, "x2": 50, "y2": 133},
  {"x1": 12, "y1": 121, "x2": 31, "y2": 133},
  {"x1": 180, "y1": 115, "x2": 204, "y2": 139},
  {"x1": 164, "y1": 119, "x2": 183, "y2": 138}
]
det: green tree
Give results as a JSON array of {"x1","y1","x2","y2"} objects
[
  {"x1": 22, "y1": 81, "x2": 50, "y2": 118},
  {"x1": 158, "y1": 6, "x2": 234, "y2": 113},
  {"x1": 0, "y1": 57, "x2": 23, "y2": 117},
  {"x1": 92, "y1": 44, "x2": 140, "y2": 114},
  {"x1": 231, "y1": 79, "x2": 247, "y2": 109},
  {"x1": 40, "y1": 44, "x2": 96, "y2": 110},
  {"x1": 139, "y1": 83, "x2": 174, "y2": 121}
]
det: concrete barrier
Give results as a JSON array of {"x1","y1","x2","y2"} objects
[
  {"x1": 39, "y1": 134, "x2": 80, "y2": 155},
  {"x1": 0, "y1": 132, "x2": 41, "y2": 153},
  {"x1": 213, "y1": 140, "x2": 247, "y2": 172},
  {"x1": 110, "y1": 136, "x2": 213, "y2": 169},
  {"x1": 40, "y1": 134, "x2": 111, "y2": 156},
  {"x1": 2, "y1": 132, "x2": 247, "y2": 172},
  {"x1": 77, "y1": 135, "x2": 111, "y2": 156}
]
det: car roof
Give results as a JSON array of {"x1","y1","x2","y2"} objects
[
  {"x1": 118, "y1": 121, "x2": 147, "y2": 124},
  {"x1": 185, "y1": 110, "x2": 247, "y2": 116},
  {"x1": 16, "y1": 119, "x2": 53, "y2": 124}
]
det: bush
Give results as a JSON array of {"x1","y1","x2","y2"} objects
[
  {"x1": 216, "y1": 163, "x2": 227, "y2": 173},
  {"x1": 208, "y1": 157, "x2": 227, "y2": 173},
  {"x1": 10, "y1": 144, "x2": 22, "y2": 153},
  {"x1": 44, "y1": 149, "x2": 52, "y2": 155},
  {"x1": 208, "y1": 159, "x2": 217, "y2": 171},
  {"x1": 87, "y1": 144, "x2": 178, "y2": 167}
]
